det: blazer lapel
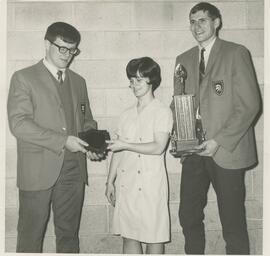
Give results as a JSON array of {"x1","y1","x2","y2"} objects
[
  {"x1": 36, "y1": 60, "x2": 62, "y2": 106},
  {"x1": 193, "y1": 46, "x2": 200, "y2": 91}
]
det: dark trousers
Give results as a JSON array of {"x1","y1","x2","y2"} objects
[
  {"x1": 16, "y1": 159, "x2": 85, "y2": 253},
  {"x1": 179, "y1": 155, "x2": 249, "y2": 255}
]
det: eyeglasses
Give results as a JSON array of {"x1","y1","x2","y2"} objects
[
  {"x1": 49, "y1": 40, "x2": 80, "y2": 56},
  {"x1": 129, "y1": 77, "x2": 150, "y2": 88}
]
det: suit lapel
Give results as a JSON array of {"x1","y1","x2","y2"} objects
[
  {"x1": 193, "y1": 46, "x2": 200, "y2": 91},
  {"x1": 36, "y1": 60, "x2": 62, "y2": 106},
  {"x1": 37, "y1": 61, "x2": 81, "y2": 131}
]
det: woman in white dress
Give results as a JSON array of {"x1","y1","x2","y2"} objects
[{"x1": 105, "y1": 57, "x2": 173, "y2": 254}]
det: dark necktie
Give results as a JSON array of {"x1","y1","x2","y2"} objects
[
  {"x1": 199, "y1": 48, "x2": 205, "y2": 84},
  {"x1": 57, "y1": 70, "x2": 63, "y2": 84},
  {"x1": 198, "y1": 48, "x2": 206, "y2": 110},
  {"x1": 196, "y1": 48, "x2": 206, "y2": 143}
]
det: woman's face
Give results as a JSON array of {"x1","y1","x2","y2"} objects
[{"x1": 129, "y1": 71, "x2": 152, "y2": 98}]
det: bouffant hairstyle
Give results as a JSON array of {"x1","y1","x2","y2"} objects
[{"x1": 126, "y1": 57, "x2": 161, "y2": 92}]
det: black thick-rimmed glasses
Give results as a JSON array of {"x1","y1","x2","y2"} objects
[{"x1": 48, "y1": 40, "x2": 80, "y2": 56}]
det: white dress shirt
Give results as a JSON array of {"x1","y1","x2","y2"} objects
[
  {"x1": 43, "y1": 58, "x2": 66, "y2": 82},
  {"x1": 199, "y1": 37, "x2": 217, "y2": 68}
]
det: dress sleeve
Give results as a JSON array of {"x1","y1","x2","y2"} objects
[
  {"x1": 115, "y1": 112, "x2": 125, "y2": 138},
  {"x1": 154, "y1": 107, "x2": 173, "y2": 133}
]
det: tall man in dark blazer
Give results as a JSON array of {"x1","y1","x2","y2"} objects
[
  {"x1": 171, "y1": 2, "x2": 261, "y2": 254},
  {"x1": 7, "y1": 22, "x2": 102, "y2": 253}
]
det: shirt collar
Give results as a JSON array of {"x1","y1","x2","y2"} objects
[
  {"x1": 198, "y1": 37, "x2": 217, "y2": 65},
  {"x1": 43, "y1": 58, "x2": 66, "y2": 81},
  {"x1": 199, "y1": 37, "x2": 216, "y2": 53}
]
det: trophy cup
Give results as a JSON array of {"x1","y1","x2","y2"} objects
[{"x1": 170, "y1": 63, "x2": 205, "y2": 157}]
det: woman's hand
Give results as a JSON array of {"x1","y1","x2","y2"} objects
[
  {"x1": 107, "y1": 139, "x2": 127, "y2": 152},
  {"x1": 105, "y1": 182, "x2": 116, "y2": 207}
]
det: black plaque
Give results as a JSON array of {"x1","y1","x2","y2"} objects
[{"x1": 78, "y1": 129, "x2": 110, "y2": 153}]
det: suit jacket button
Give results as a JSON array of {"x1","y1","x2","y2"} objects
[{"x1": 62, "y1": 127, "x2": 66, "y2": 131}]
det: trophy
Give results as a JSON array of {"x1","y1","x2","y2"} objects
[{"x1": 170, "y1": 63, "x2": 205, "y2": 157}]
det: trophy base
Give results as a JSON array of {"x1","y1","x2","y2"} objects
[{"x1": 170, "y1": 139, "x2": 202, "y2": 157}]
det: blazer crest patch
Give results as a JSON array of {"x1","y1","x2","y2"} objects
[{"x1": 212, "y1": 80, "x2": 224, "y2": 96}]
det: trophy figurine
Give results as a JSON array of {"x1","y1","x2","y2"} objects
[{"x1": 170, "y1": 63, "x2": 205, "y2": 157}]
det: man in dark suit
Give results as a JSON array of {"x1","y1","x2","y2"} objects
[
  {"x1": 171, "y1": 2, "x2": 261, "y2": 254},
  {"x1": 7, "y1": 22, "x2": 102, "y2": 253}
]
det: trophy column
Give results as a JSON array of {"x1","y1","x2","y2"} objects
[{"x1": 170, "y1": 64, "x2": 204, "y2": 157}]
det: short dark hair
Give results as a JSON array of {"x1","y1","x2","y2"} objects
[
  {"x1": 44, "y1": 22, "x2": 81, "y2": 46},
  {"x1": 126, "y1": 57, "x2": 161, "y2": 92},
  {"x1": 190, "y1": 2, "x2": 222, "y2": 34}
]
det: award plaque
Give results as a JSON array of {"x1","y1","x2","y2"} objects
[
  {"x1": 170, "y1": 63, "x2": 205, "y2": 157},
  {"x1": 78, "y1": 129, "x2": 110, "y2": 153}
]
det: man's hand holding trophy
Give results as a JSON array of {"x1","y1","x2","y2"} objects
[{"x1": 170, "y1": 63, "x2": 206, "y2": 157}]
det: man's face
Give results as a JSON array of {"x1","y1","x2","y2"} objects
[
  {"x1": 45, "y1": 37, "x2": 77, "y2": 69},
  {"x1": 189, "y1": 10, "x2": 220, "y2": 46}
]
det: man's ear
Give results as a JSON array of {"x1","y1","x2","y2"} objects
[
  {"x1": 44, "y1": 39, "x2": 50, "y2": 51},
  {"x1": 214, "y1": 18, "x2": 221, "y2": 30}
]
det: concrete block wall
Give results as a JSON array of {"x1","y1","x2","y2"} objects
[{"x1": 5, "y1": 0, "x2": 264, "y2": 254}]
